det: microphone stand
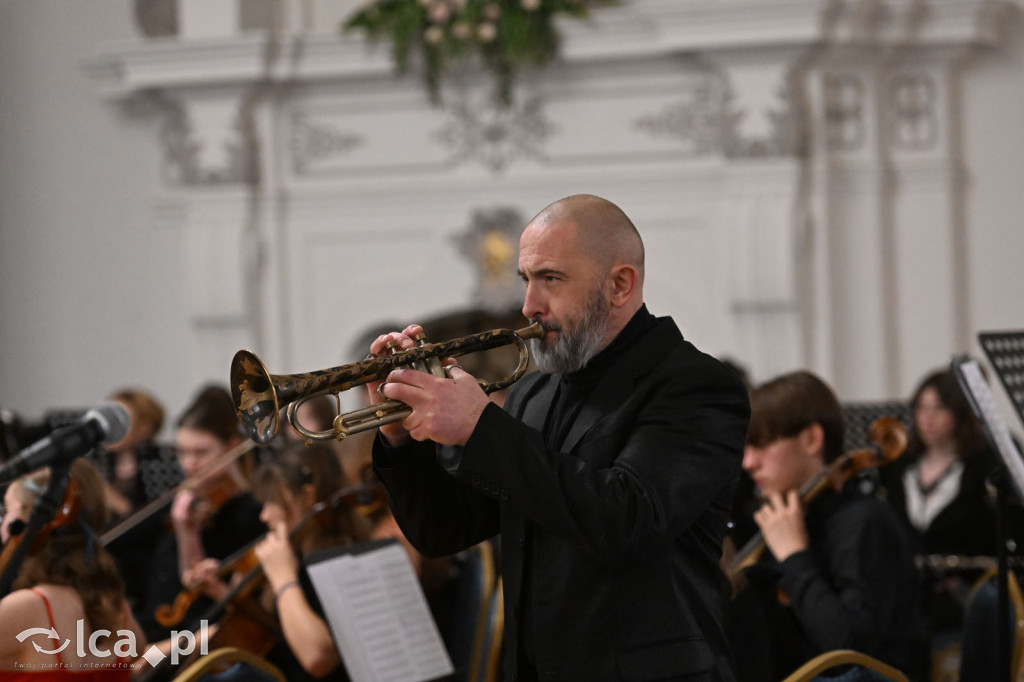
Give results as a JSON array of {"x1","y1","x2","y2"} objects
[{"x1": 0, "y1": 463, "x2": 72, "y2": 598}]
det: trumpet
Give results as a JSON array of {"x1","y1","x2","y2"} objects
[{"x1": 231, "y1": 322, "x2": 544, "y2": 445}]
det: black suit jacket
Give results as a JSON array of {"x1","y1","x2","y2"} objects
[{"x1": 374, "y1": 317, "x2": 749, "y2": 681}]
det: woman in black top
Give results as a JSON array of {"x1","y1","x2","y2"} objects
[
  {"x1": 184, "y1": 442, "x2": 371, "y2": 680},
  {"x1": 882, "y1": 368, "x2": 996, "y2": 556},
  {"x1": 880, "y1": 368, "x2": 998, "y2": 637},
  {"x1": 137, "y1": 385, "x2": 266, "y2": 644},
  {"x1": 249, "y1": 442, "x2": 371, "y2": 680}
]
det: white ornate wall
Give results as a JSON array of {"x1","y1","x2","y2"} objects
[{"x1": 3, "y1": 0, "x2": 1024, "y2": 424}]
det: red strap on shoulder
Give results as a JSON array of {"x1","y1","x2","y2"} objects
[{"x1": 27, "y1": 588, "x2": 64, "y2": 666}]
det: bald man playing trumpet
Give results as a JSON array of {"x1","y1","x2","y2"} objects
[{"x1": 368, "y1": 195, "x2": 750, "y2": 682}]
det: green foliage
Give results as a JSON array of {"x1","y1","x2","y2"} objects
[{"x1": 344, "y1": 0, "x2": 616, "y2": 107}]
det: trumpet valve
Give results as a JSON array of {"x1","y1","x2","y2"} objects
[{"x1": 332, "y1": 413, "x2": 350, "y2": 440}]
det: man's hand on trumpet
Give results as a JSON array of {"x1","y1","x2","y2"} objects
[{"x1": 366, "y1": 324, "x2": 490, "y2": 447}]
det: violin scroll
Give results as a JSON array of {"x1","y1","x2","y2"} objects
[
  {"x1": 154, "y1": 592, "x2": 195, "y2": 629},
  {"x1": 867, "y1": 416, "x2": 909, "y2": 464},
  {"x1": 833, "y1": 417, "x2": 909, "y2": 487}
]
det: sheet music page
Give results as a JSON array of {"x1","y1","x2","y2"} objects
[
  {"x1": 306, "y1": 540, "x2": 454, "y2": 682},
  {"x1": 955, "y1": 359, "x2": 1024, "y2": 502}
]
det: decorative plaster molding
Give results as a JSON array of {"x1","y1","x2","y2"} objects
[
  {"x1": 289, "y1": 111, "x2": 364, "y2": 174},
  {"x1": 433, "y1": 91, "x2": 554, "y2": 172},
  {"x1": 887, "y1": 72, "x2": 938, "y2": 150},
  {"x1": 157, "y1": 93, "x2": 259, "y2": 186},
  {"x1": 824, "y1": 73, "x2": 866, "y2": 152},
  {"x1": 633, "y1": 77, "x2": 721, "y2": 157},
  {"x1": 722, "y1": 74, "x2": 804, "y2": 159}
]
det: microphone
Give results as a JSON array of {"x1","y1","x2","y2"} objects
[{"x1": 0, "y1": 403, "x2": 131, "y2": 485}]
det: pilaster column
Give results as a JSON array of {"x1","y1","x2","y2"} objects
[
  {"x1": 706, "y1": 46, "x2": 811, "y2": 384},
  {"x1": 806, "y1": 50, "x2": 899, "y2": 400},
  {"x1": 154, "y1": 83, "x2": 266, "y2": 386},
  {"x1": 886, "y1": 49, "x2": 970, "y2": 394}
]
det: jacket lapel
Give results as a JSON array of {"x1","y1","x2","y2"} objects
[
  {"x1": 560, "y1": 318, "x2": 681, "y2": 453},
  {"x1": 520, "y1": 376, "x2": 558, "y2": 430}
]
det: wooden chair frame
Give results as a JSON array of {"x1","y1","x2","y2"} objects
[
  {"x1": 782, "y1": 649, "x2": 909, "y2": 682},
  {"x1": 171, "y1": 646, "x2": 286, "y2": 682}
]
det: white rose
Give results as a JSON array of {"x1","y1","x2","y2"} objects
[
  {"x1": 476, "y1": 22, "x2": 497, "y2": 42},
  {"x1": 424, "y1": 25, "x2": 445, "y2": 44},
  {"x1": 428, "y1": 1, "x2": 451, "y2": 22},
  {"x1": 482, "y1": 3, "x2": 501, "y2": 21}
]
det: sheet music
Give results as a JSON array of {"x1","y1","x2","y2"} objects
[
  {"x1": 954, "y1": 359, "x2": 1024, "y2": 502},
  {"x1": 306, "y1": 540, "x2": 454, "y2": 682}
]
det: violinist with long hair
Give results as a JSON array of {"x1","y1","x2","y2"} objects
[
  {"x1": 729, "y1": 371, "x2": 927, "y2": 681},
  {"x1": 136, "y1": 385, "x2": 265, "y2": 644},
  {"x1": 184, "y1": 441, "x2": 370, "y2": 680},
  {"x1": 0, "y1": 459, "x2": 148, "y2": 678}
]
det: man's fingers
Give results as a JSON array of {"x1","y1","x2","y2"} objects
[
  {"x1": 370, "y1": 329, "x2": 420, "y2": 356},
  {"x1": 382, "y1": 369, "x2": 431, "y2": 394}
]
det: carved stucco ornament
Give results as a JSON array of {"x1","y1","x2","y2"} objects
[
  {"x1": 453, "y1": 206, "x2": 525, "y2": 313},
  {"x1": 434, "y1": 82, "x2": 555, "y2": 172}
]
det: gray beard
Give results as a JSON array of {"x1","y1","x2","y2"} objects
[{"x1": 530, "y1": 289, "x2": 610, "y2": 375}]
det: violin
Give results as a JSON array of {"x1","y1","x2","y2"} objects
[
  {"x1": 100, "y1": 439, "x2": 256, "y2": 547},
  {"x1": 0, "y1": 474, "x2": 81, "y2": 596},
  {"x1": 181, "y1": 467, "x2": 245, "y2": 530},
  {"x1": 727, "y1": 416, "x2": 908, "y2": 582},
  {"x1": 153, "y1": 531, "x2": 258, "y2": 629},
  {"x1": 154, "y1": 482, "x2": 385, "y2": 628},
  {"x1": 141, "y1": 483, "x2": 384, "y2": 682}
]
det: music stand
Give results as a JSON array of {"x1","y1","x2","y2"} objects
[
  {"x1": 979, "y1": 330, "x2": 1024, "y2": 426},
  {"x1": 952, "y1": 351, "x2": 1024, "y2": 682}
]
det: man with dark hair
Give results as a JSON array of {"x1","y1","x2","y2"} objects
[
  {"x1": 735, "y1": 370, "x2": 927, "y2": 681},
  {"x1": 368, "y1": 195, "x2": 750, "y2": 681}
]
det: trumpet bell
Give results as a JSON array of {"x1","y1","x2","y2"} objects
[{"x1": 230, "y1": 349, "x2": 281, "y2": 445}]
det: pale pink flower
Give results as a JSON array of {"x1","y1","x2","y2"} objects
[{"x1": 476, "y1": 22, "x2": 497, "y2": 42}]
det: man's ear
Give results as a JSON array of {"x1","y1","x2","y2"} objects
[
  {"x1": 798, "y1": 423, "x2": 826, "y2": 463},
  {"x1": 607, "y1": 264, "x2": 638, "y2": 307}
]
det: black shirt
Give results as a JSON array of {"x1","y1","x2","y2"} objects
[
  {"x1": 520, "y1": 305, "x2": 657, "y2": 665},
  {"x1": 137, "y1": 492, "x2": 267, "y2": 643}
]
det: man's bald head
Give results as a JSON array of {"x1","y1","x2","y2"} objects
[
  {"x1": 519, "y1": 196, "x2": 646, "y2": 368},
  {"x1": 530, "y1": 194, "x2": 645, "y2": 278}
]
